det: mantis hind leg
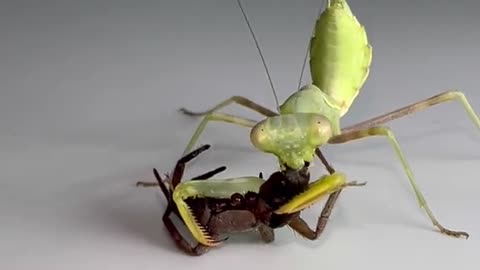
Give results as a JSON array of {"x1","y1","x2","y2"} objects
[
  {"x1": 329, "y1": 126, "x2": 470, "y2": 238},
  {"x1": 180, "y1": 96, "x2": 276, "y2": 118},
  {"x1": 341, "y1": 90, "x2": 480, "y2": 133}
]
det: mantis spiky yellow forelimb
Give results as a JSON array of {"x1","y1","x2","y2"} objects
[
  {"x1": 172, "y1": 172, "x2": 362, "y2": 246},
  {"x1": 180, "y1": 0, "x2": 478, "y2": 238}
]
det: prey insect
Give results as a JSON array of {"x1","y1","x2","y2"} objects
[
  {"x1": 179, "y1": 0, "x2": 479, "y2": 238},
  {"x1": 137, "y1": 144, "x2": 364, "y2": 255}
]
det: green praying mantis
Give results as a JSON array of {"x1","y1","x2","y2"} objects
[{"x1": 173, "y1": 0, "x2": 479, "y2": 243}]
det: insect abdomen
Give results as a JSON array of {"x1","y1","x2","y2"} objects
[{"x1": 309, "y1": 0, "x2": 372, "y2": 116}]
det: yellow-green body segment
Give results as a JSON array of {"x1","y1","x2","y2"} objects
[{"x1": 251, "y1": 0, "x2": 372, "y2": 169}]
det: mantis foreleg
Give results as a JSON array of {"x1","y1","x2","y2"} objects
[
  {"x1": 341, "y1": 90, "x2": 480, "y2": 133},
  {"x1": 162, "y1": 203, "x2": 211, "y2": 256},
  {"x1": 274, "y1": 172, "x2": 365, "y2": 215},
  {"x1": 328, "y1": 126, "x2": 470, "y2": 238}
]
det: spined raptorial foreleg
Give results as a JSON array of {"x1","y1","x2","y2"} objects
[
  {"x1": 274, "y1": 172, "x2": 365, "y2": 215},
  {"x1": 329, "y1": 126, "x2": 470, "y2": 238},
  {"x1": 153, "y1": 165, "x2": 211, "y2": 255},
  {"x1": 162, "y1": 205, "x2": 211, "y2": 256},
  {"x1": 341, "y1": 90, "x2": 480, "y2": 133}
]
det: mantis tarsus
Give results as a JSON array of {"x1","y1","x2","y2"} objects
[{"x1": 178, "y1": 0, "x2": 479, "y2": 239}]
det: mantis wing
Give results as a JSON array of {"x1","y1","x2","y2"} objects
[{"x1": 309, "y1": 0, "x2": 372, "y2": 117}]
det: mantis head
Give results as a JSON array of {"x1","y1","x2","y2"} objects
[{"x1": 250, "y1": 113, "x2": 333, "y2": 170}]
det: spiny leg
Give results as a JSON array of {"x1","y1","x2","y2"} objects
[
  {"x1": 182, "y1": 112, "x2": 258, "y2": 155},
  {"x1": 162, "y1": 204, "x2": 210, "y2": 256},
  {"x1": 329, "y1": 126, "x2": 469, "y2": 238},
  {"x1": 341, "y1": 90, "x2": 480, "y2": 133},
  {"x1": 151, "y1": 166, "x2": 205, "y2": 254},
  {"x1": 275, "y1": 172, "x2": 365, "y2": 215},
  {"x1": 180, "y1": 95, "x2": 277, "y2": 118},
  {"x1": 155, "y1": 167, "x2": 210, "y2": 255}
]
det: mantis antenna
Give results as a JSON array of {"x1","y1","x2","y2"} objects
[
  {"x1": 236, "y1": 0, "x2": 280, "y2": 112},
  {"x1": 297, "y1": 0, "x2": 327, "y2": 90}
]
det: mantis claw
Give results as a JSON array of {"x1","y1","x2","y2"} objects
[{"x1": 438, "y1": 227, "x2": 469, "y2": 239}]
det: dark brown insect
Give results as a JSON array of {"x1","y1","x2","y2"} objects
[{"x1": 144, "y1": 145, "x2": 349, "y2": 256}]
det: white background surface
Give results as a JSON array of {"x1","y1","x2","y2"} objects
[{"x1": 1, "y1": 0, "x2": 479, "y2": 269}]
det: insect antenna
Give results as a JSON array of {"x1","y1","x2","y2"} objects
[
  {"x1": 296, "y1": 0, "x2": 327, "y2": 90},
  {"x1": 236, "y1": 0, "x2": 280, "y2": 111}
]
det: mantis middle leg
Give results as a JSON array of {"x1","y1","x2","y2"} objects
[
  {"x1": 328, "y1": 126, "x2": 470, "y2": 238},
  {"x1": 180, "y1": 96, "x2": 277, "y2": 155}
]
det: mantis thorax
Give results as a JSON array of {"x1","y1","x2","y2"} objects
[{"x1": 249, "y1": 85, "x2": 342, "y2": 170}]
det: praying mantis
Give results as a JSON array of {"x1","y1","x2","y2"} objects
[{"x1": 176, "y1": 0, "x2": 480, "y2": 240}]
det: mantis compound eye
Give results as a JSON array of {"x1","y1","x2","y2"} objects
[
  {"x1": 307, "y1": 114, "x2": 333, "y2": 146},
  {"x1": 250, "y1": 119, "x2": 273, "y2": 153}
]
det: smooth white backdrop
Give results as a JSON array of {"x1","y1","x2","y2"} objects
[{"x1": 1, "y1": 0, "x2": 479, "y2": 269}]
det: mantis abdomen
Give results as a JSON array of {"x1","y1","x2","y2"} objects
[{"x1": 310, "y1": 0, "x2": 372, "y2": 116}]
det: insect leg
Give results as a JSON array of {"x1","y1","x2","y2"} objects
[
  {"x1": 156, "y1": 166, "x2": 219, "y2": 250},
  {"x1": 183, "y1": 112, "x2": 258, "y2": 155},
  {"x1": 287, "y1": 214, "x2": 330, "y2": 241},
  {"x1": 315, "y1": 148, "x2": 335, "y2": 174},
  {"x1": 191, "y1": 166, "x2": 227, "y2": 180},
  {"x1": 311, "y1": 149, "x2": 344, "y2": 237},
  {"x1": 329, "y1": 126, "x2": 470, "y2": 238},
  {"x1": 162, "y1": 203, "x2": 210, "y2": 256},
  {"x1": 135, "y1": 145, "x2": 213, "y2": 188},
  {"x1": 341, "y1": 90, "x2": 480, "y2": 133},
  {"x1": 258, "y1": 223, "x2": 275, "y2": 243},
  {"x1": 180, "y1": 96, "x2": 277, "y2": 118},
  {"x1": 172, "y1": 144, "x2": 211, "y2": 187},
  {"x1": 274, "y1": 172, "x2": 365, "y2": 215}
]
